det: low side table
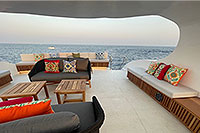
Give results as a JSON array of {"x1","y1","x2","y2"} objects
[
  {"x1": 54, "y1": 80, "x2": 86, "y2": 104},
  {"x1": 0, "y1": 81, "x2": 49, "y2": 101}
]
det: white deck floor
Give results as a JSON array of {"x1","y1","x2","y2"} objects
[{"x1": 0, "y1": 70, "x2": 189, "y2": 133}]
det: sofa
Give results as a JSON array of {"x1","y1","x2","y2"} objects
[
  {"x1": 16, "y1": 52, "x2": 109, "y2": 72},
  {"x1": 0, "y1": 70, "x2": 12, "y2": 88},
  {"x1": 0, "y1": 96, "x2": 105, "y2": 133},
  {"x1": 28, "y1": 57, "x2": 92, "y2": 87}
]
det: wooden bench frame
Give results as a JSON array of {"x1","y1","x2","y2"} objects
[
  {"x1": 16, "y1": 64, "x2": 34, "y2": 72},
  {"x1": 0, "y1": 73, "x2": 12, "y2": 88},
  {"x1": 127, "y1": 71, "x2": 200, "y2": 132}
]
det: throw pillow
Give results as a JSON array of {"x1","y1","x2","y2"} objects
[
  {"x1": 146, "y1": 62, "x2": 160, "y2": 75},
  {"x1": 33, "y1": 54, "x2": 44, "y2": 62},
  {"x1": 44, "y1": 59, "x2": 60, "y2": 73},
  {"x1": 49, "y1": 53, "x2": 59, "y2": 58},
  {"x1": 76, "y1": 59, "x2": 88, "y2": 71},
  {"x1": 154, "y1": 63, "x2": 166, "y2": 78},
  {"x1": 96, "y1": 52, "x2": 104, "y2": 60},
  {"x1": 63, "y1": 60, "x2": 77, "y2": 73},
  {"x1": 72, "y1": 53, "x2": 80, "y2": 58},
  {"x1": 0, "y1": 97, "x2": 33, "y2": 107},
  {"x1": 0, "y1": 99, "x2": 54, "y2": 123},
  {"x1": 157, "y1": 65, "x2": 171, "y2": 80},
  {"x1": 164, "y1": 64, "x2": 188, "y2": 86}
]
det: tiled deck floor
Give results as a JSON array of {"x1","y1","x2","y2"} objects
[{"x1": 0, "y1": 70, "x2": 189, "y2": 133}]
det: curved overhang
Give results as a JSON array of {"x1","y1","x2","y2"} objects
[{"x1": 0, "y1": 1, "x2": 200, "y2": 95}]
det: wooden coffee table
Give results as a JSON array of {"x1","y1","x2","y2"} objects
[
  {"x1": 0, "y1": 81, "x2": 49, "y2": 101},
  {"x1": 54, "y1": 80, "x2": 86, "y2": 104}
]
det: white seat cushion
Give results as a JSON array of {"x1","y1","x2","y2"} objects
[
  {"x1": 89, "y1": 59, "x2": 109, "y2": 62},
  {"x1": 0, "y1": 70, "x2": 10, "y2": 78},
  {"x1": 142, "y1": 74, "x2": 198, "y2": 98},
  {"x1": 127, "y1": 67, "x2": 148, "y2": 78},
  {"x1": 16, "y1": 61, "x2": 36, "y2": 66}
]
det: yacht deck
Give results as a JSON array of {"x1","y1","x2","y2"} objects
[{"x1": 0, "y1": 70, "x2": 189, "y2": 133}]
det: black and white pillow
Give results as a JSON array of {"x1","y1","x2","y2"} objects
[
  {"x1": 96, "y1": 53, "x2": 104, "y2": 60},
  {"x1": 49, "y1": 53, "x2": 59, "y2": 58}
]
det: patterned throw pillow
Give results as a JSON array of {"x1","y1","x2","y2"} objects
[
  {"x1": 72, "y1": 53, "x2": 80, "y2": 58},
  {"x1": 63, "y1": 60, "x2": 77, "y2": 73},
  {"x1": 96, "y1": 53, "x2": 104, "y2": 60},
  {"x1": 0, "y1": 99, "x2": 54, "y2": 123},
  {"x1": 146, "y1": 62, "x2": 160, "y2": 75},
  {"x1": 34, "y1": 54, "x2": 44, "y2": 62},
  {"x1": 164, "y1": 64, "x2": 188, "y2": 86},
  {"x1": 154, "y1": 63, "x2": 166, "y2": 78},
  {"x1": 44, "y1": 59, "x2": 60, "y2": 73},
  {"x1": 49, "y1": 53, "x2": 59, "y2": 58}
]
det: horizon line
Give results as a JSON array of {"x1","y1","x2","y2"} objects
[{"x1": 0, "y1": 42, "x2": 176, "y2": 47}]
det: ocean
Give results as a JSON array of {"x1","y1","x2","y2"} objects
[{"x1": 0, "y1": 44, "x2": 175, "y2": 70}]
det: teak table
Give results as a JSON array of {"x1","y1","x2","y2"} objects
[
  {"x1": 0, "y1": 81, "x2": 49, "y2": 101},
  {"x1": 54, "y1": 79, "x2": 86, "y2": 104}
]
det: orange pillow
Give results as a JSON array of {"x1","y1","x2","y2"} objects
[{"x1": 0, "y1": 99, "x2": 54, "y2": 123}]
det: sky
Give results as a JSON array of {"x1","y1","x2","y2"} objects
[{"x1": 0, "y1": 12, "x2": 179, "y2": 46}]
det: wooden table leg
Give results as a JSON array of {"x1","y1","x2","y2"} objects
[
  {"x1": 56, "y1": 93, "x2": 62, "y2": 104},
  {"x1": 1, "y1": 98, "x2": 8, "y2": 101},
  {"x1": 82, "y1": 91, "x2": 86, "y2": 102},
  {"x1": 88, "y1": 80, "x2": 91, "y2": 88},
  {"x1": 43, "y1": 84, "x2": 49, "y2": 99},
  {"x1": 33, "y1": 95, "x2": 39, "y2": 101}
]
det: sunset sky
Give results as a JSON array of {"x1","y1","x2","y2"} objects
[{"x1": 0, "y1": 12, "x2": 179, "y2": 46}]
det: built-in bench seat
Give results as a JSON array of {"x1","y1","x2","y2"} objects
[
  {"x1": 0, "y1": 70, "x2": 12, "y2": 87},
  {"x1": 127, "y1": 67, "x2": 148, "y2": 78},
  {"x1": 127, "y1": 66, "x2": 198, "y2": 98},
  {"x1": 142, "y1": 74, "x2": 198, "y2": 98},
  {"x1": 16, "y1": 52, "x2": 109, "y2": 72},
  {"x1": 127, "y1": 63, "x2": 200, "y2": 132},
  {"x1": 16, "y1": 61, "x2": 35, "y2": 66}
]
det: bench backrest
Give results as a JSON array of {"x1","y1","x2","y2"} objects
[{"x1": 21, "y1": 52, "x2": 108, "y2": 62}]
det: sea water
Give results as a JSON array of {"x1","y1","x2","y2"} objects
[{"x1": 0, "y1": 44, "x2": 175, "y2": 70}]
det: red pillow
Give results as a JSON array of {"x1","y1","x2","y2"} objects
[
  {"x1": 157, "y1": 65, "x2": 171, "y2": 80},
  {"x1": 0, "y1": 97, "x2": 33, "y2": 107},
  {"x1": 44, "y1": 59, "x2": 60, "y2": 73}
]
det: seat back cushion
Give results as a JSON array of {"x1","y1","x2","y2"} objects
[
  {"x1": 0, "y1": 112, "x2": 80, "y2": 133},
  {"x1": 76, "y1": 59, "x2": 88, "y2": 71},
  {"x1": 52, "y1": 102, "x2": 95, "y2": 132},
  {"x1": 20, "y1": 54, "x2": 35, "y2": 62}
]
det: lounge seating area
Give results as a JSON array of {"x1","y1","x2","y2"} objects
[
  {"x1": 127, "y1": 61, "x2": 200, "y2": 132},
  {"x1": 16, "y1": 52, "x2": 109, "y2": 72},
  {"x1": 28, "y1": 57, "x2": 92, "y2": 87},
  {"x1": 0, "y1": 69, "x2": 193, "y2": 132},
  {"x1": 0, "y1": 96, "x2": 104, "y2": 133}
]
